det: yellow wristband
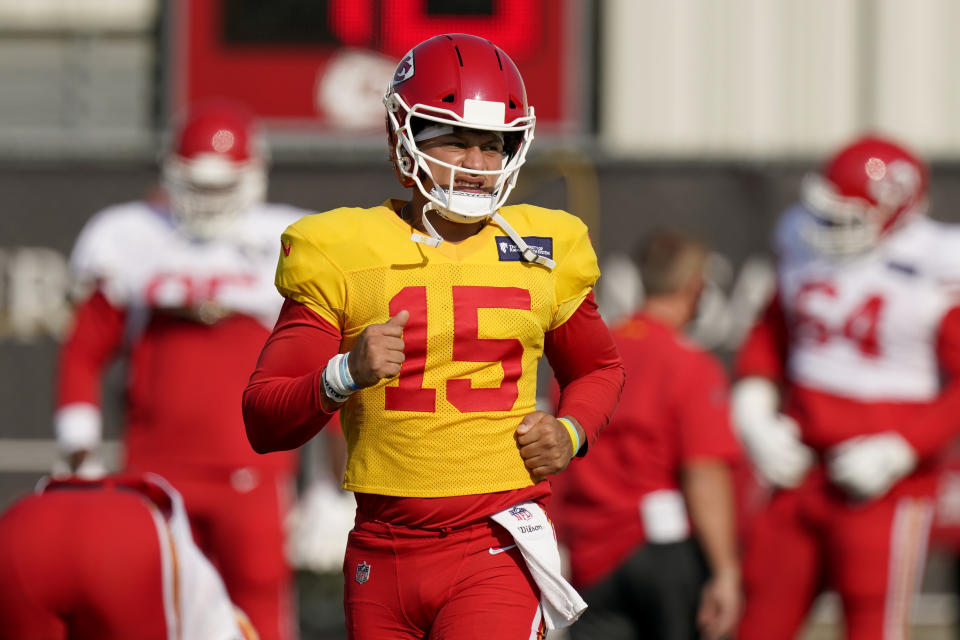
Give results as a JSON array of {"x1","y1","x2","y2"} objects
[{"x1": 557, "y1": 417, "x2": 580, "y2": 458}]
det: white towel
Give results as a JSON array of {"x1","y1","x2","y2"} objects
[
  {"x1": 146, "y1": 473, "x2": 248, "y2": 640},
  {"x1": 640, "y1": 489, "x2": 690, "y2": 544},
  {"x1": 490, "y1": 502, "x2": 588, "y2": 630}
]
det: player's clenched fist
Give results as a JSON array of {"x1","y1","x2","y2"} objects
[
  {"x1": 515, "y1": 411, "x2": 580, "y2": 481},
  {"x1": 348, "y1": 310, "x2": 409, "y2": 388}
]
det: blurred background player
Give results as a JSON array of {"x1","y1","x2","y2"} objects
[
  {"x1": 243, "y1": 33, "x2": 625, "y2": 639},
  {"x1": 0, "y1": 472, "x2": 257, "y2": 640},
  {"x1": 552, "y1": 230, "x2": 741, "y2": 640},
  {"x1": 733, "y1": 135, "x2": 960, "y2": 639},
  {"x1": 52, "y1": 99, "x2": 304, "y2": 640}
]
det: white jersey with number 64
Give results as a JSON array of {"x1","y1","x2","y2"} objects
[{"x1": 775, "y1": 205, "x2": 960, "y2": 402}]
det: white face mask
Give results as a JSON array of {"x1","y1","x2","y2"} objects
[
  {"x1": 427, "y1": 186, "x2": 497, "y2": 218},
  {"x1": 384, "y1": 92, "x2": 535, "y2": 225},
  {"x1": 163, "y1": 154, "x2": 266, "y2": 239}
]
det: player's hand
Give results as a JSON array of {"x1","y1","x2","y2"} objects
[
  {"x1": 732, "y1": 378, "x2": 813, "y2": 488},
  {"x1": 697, "y1": 568, "x2": 742, "y2": 640},
  {"x1": 743, "y1": 413, "x2": 813, "y2": 488},
  {"x1": 515, "y1": 411, "x2": 576, "y2": 481},
  {"x1": 347, "y1": 310, "x2": 408, "y2": 388},
  {"x1": 827, "y1": 432, "x2": 917, "y2": 500}
]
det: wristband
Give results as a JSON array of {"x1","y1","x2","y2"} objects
[
  {"x1": 337, "y1": 352, "x2": 359, "y2": 391},
  {"x1": 322, "y1": 353, "x2": 358, "y2": 403},
  {"x1": 557, "y1": 417, "x2": 581, "y2": 458}
]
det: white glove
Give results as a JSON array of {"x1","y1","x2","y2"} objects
[
  {"x1": 827, "y1": 432, "x2": 917, "y2": 500},
  {"x1": 286, "y1": 479, "x2": 356, "y2": 574},
  {"x1": 732, "y1": 377, "x2": 814, "y2": 489}
]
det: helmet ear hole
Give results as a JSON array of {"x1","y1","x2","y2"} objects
[{"x1": 386, "y1": 134, "x2": 416, "y2": 188}]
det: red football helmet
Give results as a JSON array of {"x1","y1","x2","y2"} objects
[
  {"x1": 800, "y1": 135, "x2": 928, "y2": 255},
  {"x1": 162, "y1": 100, "x2": 267, "y2": 239},
  {"x1": 383, "y1": 34, "x2": 536, "y2": 225}
]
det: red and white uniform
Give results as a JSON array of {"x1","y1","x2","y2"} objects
[
  {"x1": 0, "y1": 474, "x2": 255, "y2": 640},
  {"x1": 551, "y1": 312, "x2": 740, "y2": 589},
  {"x1": 56, "y1": 200, "x2": 303, "y2": 640},
  {"x1": 737, "y1": 205, "x2": 960, "y2": 640}
]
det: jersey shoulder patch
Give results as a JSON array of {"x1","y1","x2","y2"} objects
[{"x1": 499, "y1": 205, "x2": 600, "y2": 328}]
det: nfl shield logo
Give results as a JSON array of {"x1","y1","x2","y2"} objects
[
  {"x1": 355, "y1": 561, "x2": 371, "y2": 584},
  {"x1": 509, "y1": 506, "x2": 533, "y2": 521}
]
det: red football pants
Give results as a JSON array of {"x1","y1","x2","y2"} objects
[
  {"x1": 343, "y1": 516, "x2": 545, "y2": 640},
  {"x1": 738, "y1": 471, "x2": 933, "y2": 640},
  {"x1": 161, "y1": 467, "x2": 297, "y2": 640},
  {"x1": 0, "y1": 489, "x2": 170, "y2": 640}
]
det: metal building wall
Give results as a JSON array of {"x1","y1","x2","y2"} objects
[{"x1": 601, "y1": 0, "x2": 960, "y2": 158}]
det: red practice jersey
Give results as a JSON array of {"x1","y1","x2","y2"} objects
[{"x1": 552, "y1": 312, "x2": 740, "y2": 588}]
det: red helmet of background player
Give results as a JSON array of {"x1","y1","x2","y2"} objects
[
  {"x1": 383, "y1": 33, "x2": 536, "y2": 225},
  {"x1": 800, "y1": 135, "x2": 929, "y2": 255},
  {"x1": 162, "y1": 100, "x2": 268, "y2": 239}
]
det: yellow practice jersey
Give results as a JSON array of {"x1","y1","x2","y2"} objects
[{"x1": 276, "y1": 200, "x2": 599, "y2": 497}]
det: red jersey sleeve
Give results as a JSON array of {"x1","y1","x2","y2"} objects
[
  {"x1": 242, "y1": 299, "x2": 340, "y2": 453},
  {"x1": 899, "y1": 305, "x2": 960, "y2": 458},
  {"x1": 676, "y1": 351, "x2": 741, "y2": 464},
  {"x1": 735, "y1": 289, "x2": 789, "y2": 382},
  {"x1": 56, "y1": 289, "x2": 127, "y2": 408},
  {"x1": 544, "y1": 292, "x2": 626, "y2": 454}
]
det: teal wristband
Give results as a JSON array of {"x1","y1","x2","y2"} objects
[{"x1": 557, "y1": 417, "x2": 580, "y2": 458}]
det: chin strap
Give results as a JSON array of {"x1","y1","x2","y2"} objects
[
  {"x1": 410, "y1": 204, "x2": 444, "y2": 247},
  {"x1": 491, "y1": 212, "x2": 557, "y2": 269},
  {"x1": 409, "y1": 205, "x2": 557, "y2": 270}
]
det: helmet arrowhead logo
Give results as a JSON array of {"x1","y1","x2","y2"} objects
[{"x1": 393, "y1": 51, "x2": 415, "y2": 85}]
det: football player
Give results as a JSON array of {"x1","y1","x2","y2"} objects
[
  {"x1": 243, "y1": 33, "x2": 625, "y2": 639},
  {"x1": 733, "y1": 136, "x2": 960, "y2": 639},
  {"x1": 0, "y1": 473, "x2": 257, "y2": 640},
  {"x1": 54, "y1": 100, "x2": 303, "y2": 640},
  {"x1": 552, "y1": 230, "x2": 742, "y2": 640}
]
